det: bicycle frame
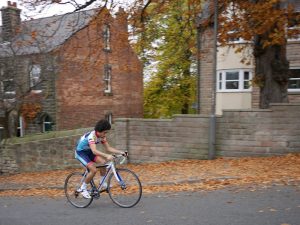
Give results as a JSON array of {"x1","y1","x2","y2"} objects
[
  {"x1": 83, "y1": 156, "x2": 125, "y2": 194},
  {"x1": 65, "y1": 154, "x2": 142, "y2": 208}
]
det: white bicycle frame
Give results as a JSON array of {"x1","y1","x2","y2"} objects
[{"x1": 82, "y1": 155, "x2": 127, "y2": 192}]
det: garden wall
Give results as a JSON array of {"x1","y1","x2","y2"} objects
[
  {"x1": 1, "y1": 103, "x2": 299, "y2": 174},
  {"x1": 115, "y1": 103, "x2": 300, "y2": 163}
]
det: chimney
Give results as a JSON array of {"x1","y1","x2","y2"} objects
[
  {"x1": 1, "y1": 1, "x2": 21, "y2": 42},
  {"x1": 116, "y1": 7, "x2": 128, "y2": 33}
]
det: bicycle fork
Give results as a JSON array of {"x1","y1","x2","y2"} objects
[{"x1": 112, "y1": 167, "x2": 126, "y2": 189}]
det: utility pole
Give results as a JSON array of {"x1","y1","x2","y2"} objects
[{"x1": 208, "y1": 0, "x2": 218, "y2": 160}]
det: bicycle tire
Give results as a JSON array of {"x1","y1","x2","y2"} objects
[
  {"x1": 107, "y1": 168, "x2": 142, "y2": 208},
  {"x1": 64, "y1": 172, "x2": 93, "y2": 208}
]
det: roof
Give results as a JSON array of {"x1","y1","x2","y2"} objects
[{"x1": 0, "y1": 8, "x2": 100, "y2": 57}]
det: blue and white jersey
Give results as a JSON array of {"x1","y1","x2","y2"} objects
[{"x1": 76, "y1": 130, "x2": 103, "y2": 151}]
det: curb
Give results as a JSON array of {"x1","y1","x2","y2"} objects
[{"x1": 0, "y1": 176, "x2": 239, "y2": 192}]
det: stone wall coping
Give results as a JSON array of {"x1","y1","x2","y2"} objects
[
  {"x1": 116, "y1": 118, "x2": 172, "y2": 122},
  {"x1": 2, "y1": 127, "x2": 93, "y2": 145},
  {"x1": 270, "y1": 103, "x2": 300, "y2": 106},
  {"x1": 222, "y1": 109, "x2": 272, "y2": 112},
  {"x1": 116, "y1": 114, "x2": 212, "y2": 123}
]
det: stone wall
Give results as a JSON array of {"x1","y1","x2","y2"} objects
[
  {"x1": 217, "y1": 103, "x2": 300, "y2": 157},
  {"x1": 115, "y1": 103, "x2": 300, "y2": 163},
  {"x1": 115, "y1": 115, "x2": 210, "y2": 163},
  {"x1": 1, "y1": 103, "x2": 299, "y2": 175}
]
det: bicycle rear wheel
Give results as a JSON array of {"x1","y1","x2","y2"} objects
[
  {"x1": 107, "y1": 168, "x2": 142, "y2": 208},
  {"x1": 64, "y1": 172, "x2": 93, "y2": 208}
]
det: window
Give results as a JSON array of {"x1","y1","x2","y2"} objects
[
  {"x1": 29, "y1": 64, "x2": 42, "y2": 92},
  {"x1": 288, "y1": 69, "x2": 300, "y2": 92},
  {"x1": 2, "y1": 79, "x2": 16, "y2": 99},
  {"x1": 217, "y1": 69, "x2": 252, "y2": 92},
  {"x1": 287, "y1": 11, "x2": 300, "y2": 42},
  {"x1": 104, "y1": 65, "x2": 112, "y2": 94},
  {"x1": 103, "y1": 24, "x2": 111, "y2": 51},
  {"x1": 227, "y1": 30, "x2": 247, "y2": 44},
  {"x1": 42, "y1": 115, "x2": 53, "y2": 132},
  {"x1": 287, "y1": 26, "x2": 300, "y2": 42},
  {"x1": 17, "y1": 116, "x2": 24, "y2": 137}
]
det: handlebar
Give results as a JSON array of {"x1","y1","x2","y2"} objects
[{"x1": 112, "y1": 152, "x2": 128, "y2": 165}]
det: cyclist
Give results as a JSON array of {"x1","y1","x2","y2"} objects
[{"x1": 75, "y1": 119, "x2": 126, "y2": 199}]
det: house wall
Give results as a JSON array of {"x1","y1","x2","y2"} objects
[
  {"x1": 217, "y1": 45, "x2": 254, "y2": 70},
  {"x1": 216, "y1": 92, "x2": 252, "y2": 115},
  {"x1": 217, "y1": 45, "x2": 254, "y2": 114},
  {"x1": 286, "y1": 40, "x2": 300, "y2": 103},
  {"x1": 55, "y1": 9, "x2": 143, "y2": 130},
  {"x1": 0, "y1": 54, "x2": 57, "y2": 136},
  {"x1": 287, "y1": 41, "x2": 300, "y2": 68}
]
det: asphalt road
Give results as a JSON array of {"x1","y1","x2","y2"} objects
[{"x1": 0, "y1": 186, "x2": 299, "y2": 225}]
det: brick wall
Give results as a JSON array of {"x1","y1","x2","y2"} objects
[
  {"x1": 287, "y1": 41, "x2": 300, "y2": 68},
  {"x1": 199, "y1": 26, "x2": 215, "y2": 115},
  {"x1": 56, "y1": 9, "x2": 143, "y2": 130}
]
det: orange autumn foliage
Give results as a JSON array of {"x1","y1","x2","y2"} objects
[{"x1": 20, "y1": 103, "x2": 42, "y2": 122}]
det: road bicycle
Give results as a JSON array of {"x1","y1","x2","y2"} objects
[{"x1": 64, "y1": 154, "x2": 142, "y2": 208}]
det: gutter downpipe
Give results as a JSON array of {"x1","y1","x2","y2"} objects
[{"x1": 208, "y1": 0, "x2": 218, "y2": 160}]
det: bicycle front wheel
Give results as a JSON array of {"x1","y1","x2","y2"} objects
[
  {"x1": 108, "y1": 168, "x2": 142, "y2": 208},
  {"x1": 64, "y1": 172, "x2": 93, "y2": 208}
]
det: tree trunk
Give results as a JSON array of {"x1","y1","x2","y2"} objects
[{"x1": 254, "y1": 41, "x2": 290, "y2": 109}]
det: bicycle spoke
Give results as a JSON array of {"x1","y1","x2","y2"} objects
[
  {"x1": 108, "y1": 168, "x2": 142, "y2": 208},
  {"x1": 64, "y1": 172, "x2": 93, "y2": 208}
]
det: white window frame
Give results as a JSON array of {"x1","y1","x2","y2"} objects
[
  {"x1": 104, "y1": 65, "x2": 112, "y2": 94},
  {"x1": 103, "y1": 24, "x2": 111, "y2": 51},
  {"x1": 30, "y1": 64, "x2": 42, "y2": 93},
  {"x1": 2, "y1": 79, "x2": 16, "y2": 95},
  {"x1": 288, "y1": 68, "x2": 300, "y2": 92},
  {"x1": 217, "y1": 69, "x2": 253, "y2": 92},
  {"x1": 287, "y1": 26, "x2": 300, "y2": 42},
  {"x1": 227, "y1": 30, "x2": 248, "y2": 44},
  {"x1": 17, "y1": 116, "x2": 24, "y2": 137}
]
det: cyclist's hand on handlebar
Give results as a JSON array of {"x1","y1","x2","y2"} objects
[
  {"x1": 106, "y1": 154, "x2": 114, "y2": 161},
  {"x1": 122, "y1": 151, "x2": 128, "y2": 157}
]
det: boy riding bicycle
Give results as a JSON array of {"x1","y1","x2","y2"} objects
[{"x1": 75, "y1": 119, "x2": 126, "y2": 199}]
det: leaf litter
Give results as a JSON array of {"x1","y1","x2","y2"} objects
[{"x1": 0, "y1": 153, "x2": 299, "y2": 198}]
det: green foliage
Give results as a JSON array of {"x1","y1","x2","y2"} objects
[{"x1": 132, "y1": 0, "x2": 201, "y2": 118}]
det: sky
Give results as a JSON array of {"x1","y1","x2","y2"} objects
[{"x1": 0, "y1": 0, "x2": 134, "y2": 25}]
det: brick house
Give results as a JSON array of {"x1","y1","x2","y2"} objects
[
  {"x1": 0, "y1": 2, "x2": 143, "y2": 137},
  {"x1": 198, "y1": 0, "x2": 300, "y2": 115}
]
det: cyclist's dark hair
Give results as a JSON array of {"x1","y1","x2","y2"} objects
[{"x1": 94, "y1": 119, "x2": 111, "y2": 132}]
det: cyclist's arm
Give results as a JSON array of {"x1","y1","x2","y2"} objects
[
  {"x1": 89, "y1": 143, "x2": 112, "y2": 159},
  {"x1": 101, "y1": 137, "x2": 124, "y2": 155}
]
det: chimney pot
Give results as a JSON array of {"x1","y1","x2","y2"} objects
[{"x1": 7, "y1": 1, "x2": 17, "y2": 8}]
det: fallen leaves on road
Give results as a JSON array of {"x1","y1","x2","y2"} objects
[{"x1": 0, "y1": 153, "x2": 299, "y2": 198}]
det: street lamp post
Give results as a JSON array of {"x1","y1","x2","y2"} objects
[{"x1": 208, "y1": 0, "x2": 218, "y2": 160}]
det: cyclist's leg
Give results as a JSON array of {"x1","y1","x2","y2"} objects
[
  {"x1": 75, "y1": 150, "x2": 96, "y2": 198},
  {"x1": 94, "y1": 155, "x2": 107, "y2": 176}
]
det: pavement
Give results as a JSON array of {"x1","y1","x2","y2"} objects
[
  {"x1": 1, "y1": 186, "x2": 299, "y2": 225},
  {"x1": 0, "y1": 154, "x2": 299, "y2": 197}
]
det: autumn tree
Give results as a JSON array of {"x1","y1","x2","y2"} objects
[
  {"x1": 217, "y1": 0, "x2": 300, "y2": 108},
  {"x1": 129, "y1": 0, "x2": 202, "y2": 118}
]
